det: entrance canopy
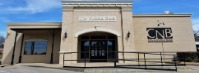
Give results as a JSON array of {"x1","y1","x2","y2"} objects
[{"x1": 8, "y1": 22, "x2": 61, "y2": 32}]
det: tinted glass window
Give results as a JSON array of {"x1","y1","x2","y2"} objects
[
  {"x1": 107, "y1": 40, "x2": 116, "y2": 59},
  {"x1": 34, "y1": 41, "x2": 47, "y2": 55},
  {"x1": 108, "y1": 36, "x2": 116, "y2": 39},
  {"x1": 24, "y1": 41, "x2": 47, "y2": 55},
  {"x1": 24, "y1": 41, "x2": 32, "y2": 55},
  {"x1": 81, "y1": 36, "x2": 89, "y2": 39},
  {"x1": 81, "y1": 41, "x2": 89, "y2": 59},
  {"x1": 91, "y1": 36, "x2": 106, "y2": 39}
]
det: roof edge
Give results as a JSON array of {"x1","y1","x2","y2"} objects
[
  {"x1": 61, "y1": 1, "x2": 133, "y2": 3},
  {"x1": 133, "y1": 14, "x2": 192, "y2": 17},
  {"x1": 62, "y1": 1, "x2": 132, "y2": 8},
  {"x1": 7, "y1": 22, "x2": 62, "y2": 26}
]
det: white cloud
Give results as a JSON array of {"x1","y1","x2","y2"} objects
[
  {"x1": 2, "y1": 0, "x2": 61, "y2": 14},
  {"x1": 0, "y1": 30, "x2": 6, "y2": 37},
  {"x1": 0, "y1": 0, "x2": 133, "y2": 14},
  {"x1": 192, "y1": 18, "x2": 199, "y2": 32}
]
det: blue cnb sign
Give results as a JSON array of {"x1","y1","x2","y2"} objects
[{"x1": 147, "y1": 28, "x2": 173, "y2": 42}]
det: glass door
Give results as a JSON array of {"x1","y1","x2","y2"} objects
[
  {"x1": 107, "y1": 40, "x2": 116, "y2": 62},
  {"x1": 90, "y1": 40, "x2": 107, "y2": 62},
  {"x1": 79, "y1": 34, "x2": 117, "y2": 62}
]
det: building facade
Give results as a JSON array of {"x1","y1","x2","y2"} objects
[{"x1": 2, "y1": 1, "x2": 196, "y2": 66}]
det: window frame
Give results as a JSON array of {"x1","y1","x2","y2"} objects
[{"x1": 23, "y1": 39, "x2": 48, "y2": 55}]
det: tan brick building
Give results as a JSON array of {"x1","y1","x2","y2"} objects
[{"x1": 2, "y1": 1, "x2": 196, "y2": 66}]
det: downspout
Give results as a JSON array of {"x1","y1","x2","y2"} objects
[
  {"x1": 11, "y1": 32, "x2": 18, "y2": 65},
  {"x1": 120, "y1": 7, "x2": 125, "y2": 63}
]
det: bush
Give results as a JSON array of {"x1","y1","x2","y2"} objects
[
  {"x1": 177, "y1": 52, "x2": 199, "y2": 62},
  {"x1": 185, "y1": 57, "x2": 192, "y2": 62}
]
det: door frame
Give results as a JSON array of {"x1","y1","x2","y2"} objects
[
  {"x1": 78, "y1": 32, "x2": 118, "y2": 62},
  {"x1": 90, "y1": 40, "x2": 107, "y2": 62}
]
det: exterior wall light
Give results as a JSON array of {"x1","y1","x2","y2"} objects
[
  {"x1": 127, "y1": 31, "x2": 130, "y2": 38},
  {"x1": 64, "y1": 32, "x2": 67, "y2": 39}
]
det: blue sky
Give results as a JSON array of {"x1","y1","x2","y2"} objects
[{"x1": 0, "y1": 0, "x2": 199, "y2": 37}]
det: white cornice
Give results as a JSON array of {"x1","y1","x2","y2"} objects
[
  {"x1": 7, "y1": 22, "x2": 61, "y2": 26},
  {"x1": 62, "y1": 2, "x2": 132, "y2": 8},
  {"x1": 133, "y1": 14, "x2": 192, "y2": 17}
]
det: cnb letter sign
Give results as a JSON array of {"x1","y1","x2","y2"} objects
[{"x1": 147, "y1": 28, "x2": 173, "y2": 42}]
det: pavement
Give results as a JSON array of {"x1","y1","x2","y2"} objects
[
  {"x1": 0, "y1": 65, "x2": 82, "y2": 73},
  {"x1": 0, "y1": 64, "x2": 199, "y2": 73}
]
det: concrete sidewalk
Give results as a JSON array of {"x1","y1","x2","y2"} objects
[
  {"x1": 0, "y1": 65, "x2": 82, "y2": 73},
  {"x1": 83, "y1": 66, "x2": 199, "y2": 73},
  {"x1": 0, "y1": 64, "x2": 199, "y2": 73}
]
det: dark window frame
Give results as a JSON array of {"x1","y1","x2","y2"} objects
[
  {"x1": 79, "y1": 35, "x2": 118, "y2": 62},
  {"x1": 24, "y1": 40, "x2": 48, "y2": 55},
  {"x1": 196, "y1": 45, "x2": 199, "y2": 52}
]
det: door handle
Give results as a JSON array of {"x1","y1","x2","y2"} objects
[{"x1": 91, "y1": 50, "x2": 94, "y2": 56}]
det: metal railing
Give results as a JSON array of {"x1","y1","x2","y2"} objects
[{"x1": 62, "y1": 51, "x2": 186, "y2": 71}]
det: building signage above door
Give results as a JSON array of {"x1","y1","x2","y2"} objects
[
  {"x1": 79, "y1": 16, "x2": 116, "y2": 22},
  {"x1": 147, "y1": 27, "x2": 173, "y2": 42}
]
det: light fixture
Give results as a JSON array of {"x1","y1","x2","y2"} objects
[
  {"x1": 64, "y1": 32, "x2": 67, "y2": 39},
  {"x1": 127, "y1": 31, "x2": 130, "y2": 38}
]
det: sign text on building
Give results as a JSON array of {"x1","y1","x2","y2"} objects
[
  {"x1": 79, "y1": 16, "x2": 116, "y2": 22},
  {"x1": 147, "y1": 28, "x2": 173, "y2": 42}
]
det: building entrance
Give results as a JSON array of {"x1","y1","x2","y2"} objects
[
  {"x1": 79, "y1": 32, "x2": 117, "y2": 62},
  {"x1": 90, "y1": 40, "x2": 107, "y2": 62}
]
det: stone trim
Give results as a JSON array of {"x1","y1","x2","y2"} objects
[
  {"x1": 62, "y1": 2, "x2": 132, "y2": 8},
  {"x1": 7, "y1": 22, "x2": 61, "y2": 26},
  {"x1": 74, "y1": 28, "x2": 121, "y2": 37},
  {"x1": 133, "y1": 14, "x2": 192, "y2": 17}
]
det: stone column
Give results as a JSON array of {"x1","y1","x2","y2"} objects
[
  {"x1": 59, "y1": 6, "x2": 76, "y2": 65},
  {"x1": 120, "y1": 6, "x2": 136, "y2": 63}
]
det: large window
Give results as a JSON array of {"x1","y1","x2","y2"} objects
[{"x1": 24, "y1": 40, "x2": 48, "y2": 55}]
